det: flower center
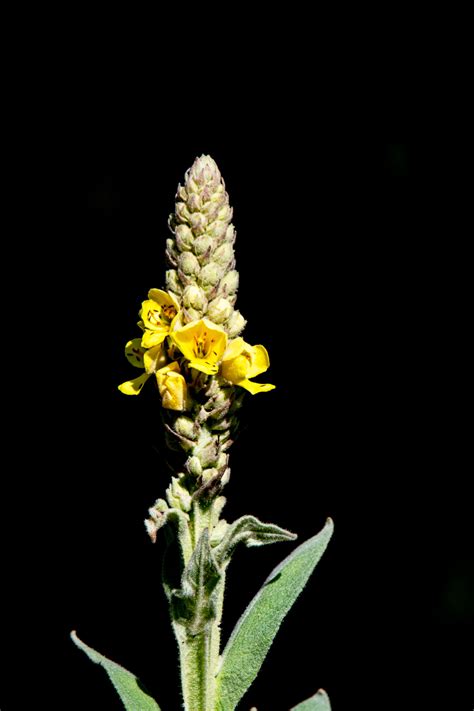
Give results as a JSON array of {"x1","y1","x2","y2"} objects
[
  {"x1": 193, "y1": 331, "x2": 216, "y2": 359},
  {"x1": 147, "y1": 308, "x2": 164, "y2": 327},
  {"x1": 162, "y1": 305, "x2": 177, "y2": 320}
]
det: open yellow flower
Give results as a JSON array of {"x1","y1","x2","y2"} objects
[
  {"x1": 221, "y1": 338, "x2": 275, "y2": 394},
  {"x1": 171, "y1": 318, "x2": 227, "y2": 375},
  {"x1": 156, "y1": 362, "x2": 188, "y2": 411},
  {"x1": 118, "y1": 339, "x2": 167, "y2": 395},
  {"x1": 139, "y1": 289, "x2": 180, "y2": 348}
]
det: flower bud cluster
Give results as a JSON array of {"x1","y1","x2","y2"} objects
[{"x1": 165, "y1": 155, "x2": 246, "y2": 338}]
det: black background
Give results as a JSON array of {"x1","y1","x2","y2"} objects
[{"x1": 1, "y1": 48, "x2": 472, "y2": 711}]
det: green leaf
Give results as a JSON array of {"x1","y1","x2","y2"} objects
[
  {"x1": 291, "y1": 688, "x2": 332, "y2": 710},
  {"x1": 71, "y1": 631, "x2": 161, "y2": 711},
  {"x1": 171, "y1": 528, "x2": 222, "y2": 635},
  {"x1": 215, "y1": 518, "x2": 334, "y2": 711},
  {"x1": 214, "y1": 515, "x2": 297, "y2": 566}
]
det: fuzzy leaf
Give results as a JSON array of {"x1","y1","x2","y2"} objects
[
  {"x1": 215, "y1": 518, "x2": 334, "y2": 711},
  {"x1": 291, "y1": 688, "x2": 332, "y2": 710},
  {"x1": 214, "y1": 515, "x2": 297, "y2": 566},
  {"x1": 171, "y1": 528, "x2": 222, "y2": 635},
  {"x1": 71, "y1": 631, "x2": 161, "y2": 711}
]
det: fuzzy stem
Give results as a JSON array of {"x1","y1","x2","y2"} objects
[{"x1": 173, "y1": 500, "x2": 225, "y2": 711}]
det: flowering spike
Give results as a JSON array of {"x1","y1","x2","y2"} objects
[{"x1": 168, "y1": 155, "x2": 244, "y2": 335}]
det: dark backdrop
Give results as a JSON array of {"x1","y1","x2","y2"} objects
[{"x1": 1, "y1": 88, "x2": 472, "y2": 711}]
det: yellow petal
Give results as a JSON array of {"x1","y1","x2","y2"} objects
[
  {"x1": 140, "y1": 299, "x2": 170, "y2": 331},
  {"x1": 171, "y1": 318, "x2": 227, "y2": 367},
  {"x1": 143, "y1": 343, "x2": 166, "y2": 374},
  {"x1": 247, "y1": 344, "x2": 270, "y2": 378},
  {"x1": 188, "y1": 359, "x2": 219, "y2": 375},
  {"x1": 141, "y1": 329, "x2": 168, "y2": 348},
  {"x1": 124, "y1": 338, "x2": 145, "y2": 369},
  {"x1": 156, "y1": 362, "x2": 187, "y2": 410},
  {"x1": 236, "y1": 379, "x2": 276, "y2": 395},
  {"x1": 118, "y1": 372, "x2": 150, "y2": 395},
  {"x1": 221, "y1": 353, "x2": 250, "y2": 383},
  {"x1": 148, "y1": 288, "x2": 180, "y2": 313},
  {"x1": 222, "y1": 337, "x2": 245, "y2": 362}
]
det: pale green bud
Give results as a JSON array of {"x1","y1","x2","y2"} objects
[
  {"x1": 213, "y1": 242, "x2": 234, "y2": 268},
  {"x1": 224, "y1": 224, "x2": 236, "y2": 243},
  {"x1": 166, "y1": 238, "x2": 179, "y2": 263},
  {"x1": 183, "y1": 284, "x2": 207, "y2": 311},
  {"x1": 220, "y1": 269, "x2": 239, "y2": 295},
  {"x1": 179, "y1": 252, "x2": 200, "y2": 276},
  {"x1": 174, "y1": 416, "x2": 197, "y2": 440},
  {"x1": 187, "y1": 455, "x2": 202, "y2": 477},
  {"x1": 207, "y1": 220, "x2": 228, "y2": 241},
  {"x1": 216, "y1": 452, "x2": 229, "y2": 471},
  {"x1": 201, "y1": 467, "x2": 218, "y2": 483},
  {"x1": 189, "y1": 212, "x2": 208, "y2": 235},
  {"x1": 207, "y1": 296, "x2": 233, "y2": 324},
  {"x1": 175, "y1": 201, "x2": 191, "y2": 223},
  {"x1": 203, "y1": 201, "x2": 221, "y2": 223},
  {"x1": 187, "y1": 192, "x2": 202, "y2": 212},
  {"x1": 168, "y1": 476, "x2": 192, "y2": 511},
  {"x1": 199, "y1": 263, "x2": 223, "y2": 290},
  {"x1": 194, "y1": 234, "x2": 214, "y2": 258},
  {"x1": 203, "y1": 190, "x2": 226, "y2": 215},
  {"x1": 176, "y1": 184, "x2": 187, "y2": 201},
  {"x1": 166, "y1": 269, "x2": 182, "y2": 294},
  {"x1": 218, "y1": 203, "x2": 232, "y2": 222},
  {"x1": 189, "y1": 155, "x2": 221, "y2": 188},
  {"x1": 227, "y1": 310, "x2": 246, "y2": 337},
  {"x1": 184, "y1": 306, "x2": 202, "y2": 322},
  {"x1": 175, "y1": 224, "x2": 194, "y2": 251}
]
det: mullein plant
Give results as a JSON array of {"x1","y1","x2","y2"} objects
[{"x1": 72, "y1": 156, "x2": 334, "y2": 711}]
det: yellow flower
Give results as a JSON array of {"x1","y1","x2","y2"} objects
[
  {"x1": 156, "y1": 362, "x2": 188, "y2": 411},
  {"x1": 140, "y1": 289, "x2": 180, "y2": 348},
  {"x1": 221, "y1": 338, "x2": 275, "y2": 394},
  {"x1": 171, "y1": 318, "x2": 227, "y2": 375},
  {"x1": 118, "y1": 339, "x2": 167, "y2": 395}
]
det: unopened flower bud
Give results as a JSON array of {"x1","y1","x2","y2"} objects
[
  {"x1": 187, "y1": 192, "x2": 201, "y2": 212},
  {"x1": 176, "y1": 184, "x2": 187, "y2": 201},
  {"x1": 166, "y1": 269, "x2": 182, "y2": 295},
  {"x1": 178, "y1": 252, "x2": 200, "y2": 276},
  {"x1": 227, "y1": 310, "x2": 246, "y2": 337},
  {"x1": 220, "y1": 270, "x2": 239, "y2": 295},
  {"x1": 224, "y1": 224, "x2": 236, "y2": 243},
  {"x1": 183, "y1": 307, "x2": 201, "y2": 322},
  {"x1": 202, "y1": 467, "x2": 218, "y2": 483},
  {"x1": 207, "y1": 221, "x2": 228, "y2": 241},
  {"x1": 175, "y1": 201, "x2": 191, "y2": 223},
  {"x1": 213, "y1": 243, "x2": 234, "y2": 268},
  {"x1": 174, "y1": 416, "x2": 197, "y2": 440},
  {"x1": 207, "y1": 297, "x2": 233, "y2": 324},
  {"x1": 194, "y1": 234, "x2": 214, "y2": 258},
  {"x1": 199, "y1": 263, "x2": 223, "y2": 291},
  {"x1": 189, "y1": 212, "x2": 208, "y2": 235},
  {"x1": 187, "y1": 456, "x2": 202, "y2": 477},
  {"x1": 175, "y1": 224, "x2": 194, "y2": 251},
  {"x1": 218, "y1": 204, "x2": 232, "y2": 222},
  {"x1": 183, "y1": 284, "x2": 207, "y2": 311}
]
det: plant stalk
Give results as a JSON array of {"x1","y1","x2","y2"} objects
[{"x1": 172, "y1": 500, "x2": 225, "y2": 711}]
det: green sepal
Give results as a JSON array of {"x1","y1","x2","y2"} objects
[
  {"x1": 215, "y1": 518, "x2": 334, "y2": 711},
  {"x1": 214, "y1": 514, "x2": 297, "y2": 566},
  {"x1": 70, "y1": 631, "x2": 161, "y2": 711},
  {"x1": 291, "y1": 688, "x2": 332, "y2": 710},
  {"x1": 171, "y1": 528, "x2": 222, "y2": 635}
]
